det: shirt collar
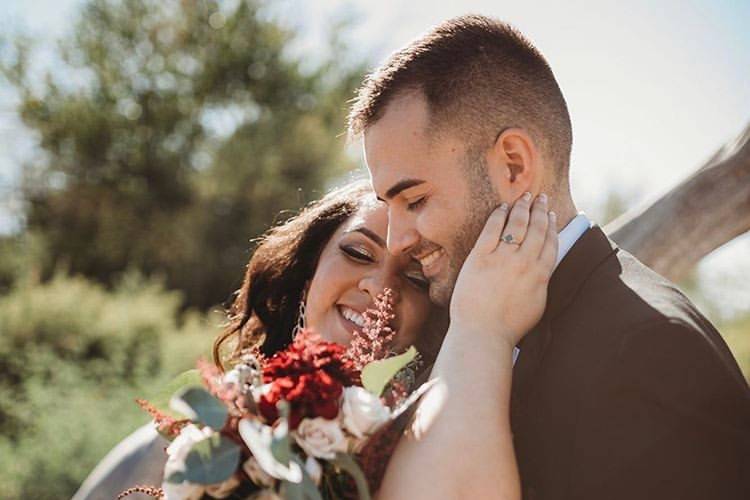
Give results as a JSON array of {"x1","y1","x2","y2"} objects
[{"x1": 555, "y1": 212, "x2": 593, "y2": 268}]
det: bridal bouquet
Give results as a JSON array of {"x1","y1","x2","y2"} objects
[{"x1": 121, "y1": 290, "x2": 433, "y2": 500}]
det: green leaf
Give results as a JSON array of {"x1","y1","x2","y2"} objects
[
  {"x1": 331, "y1": 453, "x2": 372, "y2": 500},
  {"x1": 281, "y1": 479, "x2": 305, "y2": 500},
  {"x1": 183, "y1": 433, "x2": 241, "y2": 485},
  {"x1": 361, "y1": 346, "x2": 417, "y2": 396},
  {"x1": 270, "y1": 419, "x2": 292, "y2": 467},
  {"x1": 292, "y1": 456, "x2": 324, "y2": 500},
  {"x1": 145, "y1": 369, "x2": 203, "y2": 420},
  {"x1": 170, "y1": 386, "x2": 228, "y2": 430},
  {"x1": 164, "y1": 470, "x2": 185, "y2": 484}
]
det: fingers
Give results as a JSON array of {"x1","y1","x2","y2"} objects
[
  {"x1": 538, "y1": 211, "x2": 559, "y2": 275},
  {"x1": 518, "y1": 193, "x2": 549, "y2": 259},
  {"x1": 474, "y1": 203, "x2": 510, "y2": 254},
  {"x1": 500, "y1": 192, "x2": 532, "y2": 248}
]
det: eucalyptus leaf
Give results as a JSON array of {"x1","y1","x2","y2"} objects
[
  {"x1": 270, "y1": 418, "x2": 292, "y2": 467},
  {"x1": 165, "y1": 470, "x2": 186, "y2": 484},
  {"x1": 281, "y1": 479, "x2": 305, "y2": 500},
  {"x1": 238, "y1": 418, "x2": 302, "y2": 483},
  {"x1": 361, "y1": 346, "x2": 417, "y2": 396},
  {"x1": 331, "y1": 452, "x2": 372, "y2": 500},
  {"x1": 170, "y1": 386, "x2": 227, "y2": 430},
  {"x1": 145, "y1": 369, "x2": 203, "y2": 420},
  {"x1": 183, "y1": 433, "x2": 241, "y2": 485},
  {"x1": 292, "y1": 456, "x2": 324, "y2": 500}
]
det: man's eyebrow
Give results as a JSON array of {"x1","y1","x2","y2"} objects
[
  {"x1": 380, "y1": 178, "x2": 426, "y2": 201},
  {"x1": 346, "y1": 227, "x2": 386, "y2": 248}
]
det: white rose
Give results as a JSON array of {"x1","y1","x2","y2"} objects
[
  {"x1": 162, "y1": 424, "x2": 214, "y2": 499},
  {"x1": 243, "y1": 456, "x2": 276, "y2": 488},
  {"x1": 304, "y1": 456, "x2": 323, "y2": 485},
  {"x1": 341, "y1": 386, "x2": 390, "y2": 439},
  {"x1": 293, "y1": 417, "x2": 347, "y2": 460},
  {"x1": 205, "y1": 475, "x2": 241, "y2": 498}
]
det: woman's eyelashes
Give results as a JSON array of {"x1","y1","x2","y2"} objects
[
  {"x1": 340, "y1": 242, "x2": 427, "y2": 292},
  {"x1": 340, "y1": 244, "x2": 374, "y2": 263}
]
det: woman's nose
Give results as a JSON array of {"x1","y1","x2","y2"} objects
[{"x1": 359, "y1": 270, "x2": 401, "y2": 304}]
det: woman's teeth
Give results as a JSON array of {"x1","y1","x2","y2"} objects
[{"x1": 341, "y1": 306, "x2": 365, "y2": 328}]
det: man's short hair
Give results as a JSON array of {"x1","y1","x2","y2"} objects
[{"x1": 348, "y1": 14, "x2": 573, "y2": 184}]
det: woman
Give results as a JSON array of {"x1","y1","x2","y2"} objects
[
  {"x1": 73, "y1": 180, "x2": 442, "y2": 499},
  {"x1": 73, "y1": 180, "x2": 555, "y2": 499},
  {"x1": 212, "y1": 180, "x2": 444, "y2": 367}
]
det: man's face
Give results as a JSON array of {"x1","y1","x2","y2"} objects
[{"x1": 364, "y1": 93, "x2": 499, "y2": 307}]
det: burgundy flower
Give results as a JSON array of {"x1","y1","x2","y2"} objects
[{"x1": 258, "y1": 330, "x2": 361, "y2": 429}]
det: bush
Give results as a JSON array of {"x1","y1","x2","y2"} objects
[{"x1": 0, "y1": 273, "x2": 216, "y2": 499}]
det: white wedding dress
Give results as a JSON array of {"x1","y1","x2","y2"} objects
[{"x1": 72, "y1": 424, "x2": 169, "y2": 500}]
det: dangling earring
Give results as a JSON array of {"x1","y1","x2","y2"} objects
[{"x1": 292, "y1": 290, "x2": 307, "y2": 339}]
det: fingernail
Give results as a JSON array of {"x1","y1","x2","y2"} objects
[
  {"x1": 539, "y1": 193, "x2": 548, "y2": 204},
  {"x1": 523, "y1": 192, "x2": 532, "y2": 201},
  {"x1": 500, "y1": 202, "x2": 508, "y2": 210},
  {"x1": 549, "y1": 211, "x2": 557, "y2": 220}
]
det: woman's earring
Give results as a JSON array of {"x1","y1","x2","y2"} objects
[{"x1": 292, "y1": 291, "x2": 307, "y2": 339}]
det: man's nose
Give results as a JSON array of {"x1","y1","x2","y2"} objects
[{"x1": 386, "y1": 213, "x2": 419, "y2": 257}]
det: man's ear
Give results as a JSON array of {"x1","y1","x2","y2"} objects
[{"x1": 485, "y1": 128, "x2": 539, "y2": 200}]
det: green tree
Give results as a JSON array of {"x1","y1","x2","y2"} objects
[{"x1": 1, "y1": 0, "x2": 364, "y2": 308}]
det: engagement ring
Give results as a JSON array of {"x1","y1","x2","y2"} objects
[{"x1": 502, "y1": 234, "x2": 520, "y2": 245}]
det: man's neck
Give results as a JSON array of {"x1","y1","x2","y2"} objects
[{"x1": 551, "y1": 199, "x2": 579, "y2": 232}]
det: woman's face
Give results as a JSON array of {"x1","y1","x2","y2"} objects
[{"x1": 304, "y1": 202, "x2": 433, "y2": 351}]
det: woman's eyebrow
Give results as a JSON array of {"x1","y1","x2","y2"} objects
[{"x1": 345, "y1": 227, "x2": 386, "y2": 248}]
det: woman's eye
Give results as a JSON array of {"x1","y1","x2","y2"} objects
[
  {"x1": 407, "y1": 196, "x2": 426, "y2": 211},
  {"x1": 405, "y1": 272, "x2": 430, "y2": 291},
  {"x1": 341, "y1": 245, "x2": 374, "y2": 262}
]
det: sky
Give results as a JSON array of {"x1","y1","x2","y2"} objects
[{"x1": 1, "y1": 0, "x2": 749, "y2": 317}]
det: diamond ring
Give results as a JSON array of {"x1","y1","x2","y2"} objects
[{"x1": 501, "y1": 233, "x2": 520, "y2": 245}]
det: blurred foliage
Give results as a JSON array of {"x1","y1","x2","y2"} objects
[
  {"x1": 0, "y1": 272, "x2": 215, "y2": 499},
  {"x1": 720, "y1": 314, "x2": 750, "y2": 383},
  {"x1": 0, "y1": 0, "x2": 365, "y2": 309}
]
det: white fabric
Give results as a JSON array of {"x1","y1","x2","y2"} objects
[
  {"x1": 555, "y1": 213, "x2": 593, "y2": 268},
  {"x1": 72, "y1": 424, "x2": 169, "y2": 500}
]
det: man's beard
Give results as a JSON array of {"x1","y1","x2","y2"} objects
[{"x1": 429, "y1": 155, "x2": 499, "y2": 307}]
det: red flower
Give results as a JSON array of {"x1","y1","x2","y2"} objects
[{"x1": 259, "y1": 330, "x2": 361, "y2": 429}]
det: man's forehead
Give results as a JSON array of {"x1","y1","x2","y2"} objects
[
  {"x1": 363, "y1": 116, "x2": 431, "y2": 197},
  {"x1": 365, "y1": 151, "x2": 427, "y2": 200}
]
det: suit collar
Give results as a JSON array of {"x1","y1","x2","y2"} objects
[{"x1": 546, "y1": 225, "x2": 619, "y2": 320}]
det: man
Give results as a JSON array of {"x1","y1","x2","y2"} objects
[{"x1": 349, "y1": 14, "x2": 750, "y2": 499}]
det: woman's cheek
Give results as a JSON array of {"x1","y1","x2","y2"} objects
[{"x1": 397, "y1": 291, "x2": 425, "y2": 348}]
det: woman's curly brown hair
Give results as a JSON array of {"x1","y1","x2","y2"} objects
[{"x1": 213, "y1": 180, "x2": 375, "y2": 370}]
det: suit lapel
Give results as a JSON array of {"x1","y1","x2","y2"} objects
[{"x1": 511, "y1": 226, "x2": 619, "y2": 431}]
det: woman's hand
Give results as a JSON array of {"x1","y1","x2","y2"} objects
[{"x1": 449, "y1": 192, "x2": 558, "y2": 348}]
